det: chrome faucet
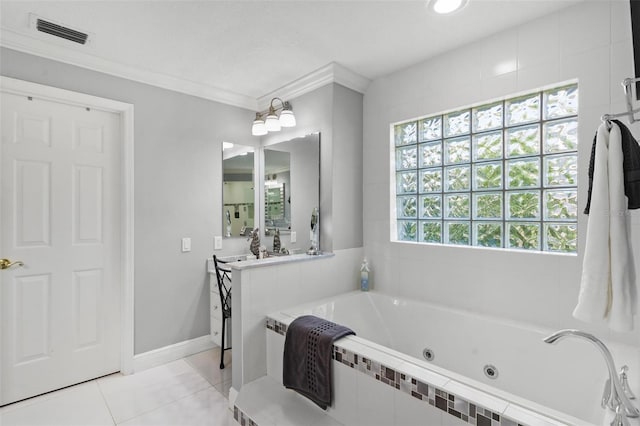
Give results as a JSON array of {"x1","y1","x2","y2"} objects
[
  {"x1": 620, "y1": 365, "x2": 637, "y2": 401},
  {"x1": 543, "y1": 329, "x2": 639, "y2": 425}
]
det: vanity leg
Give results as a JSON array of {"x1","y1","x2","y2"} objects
[{"x1": 220, "y1": 316, "x2": 226, "y2": 369}]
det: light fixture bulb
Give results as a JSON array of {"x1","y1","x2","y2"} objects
[
  {"x1": 222, "y1": 141, "x2": 234, "y2": 150},
  {"x1": 251, "y1": 117, "x2": 267, "y2": 136},
  {"x1": 279, "y1": 109, "x2": 296, "y2": 127},
  {"x1": 265, "y1": 110, "x2": 281, "y2": 132},
  {"x1": 252, "y1": 98, "x2": 296, "y2": 135},
  {"x1": 430, "y1": 0, "x2": 467, "y2": 14}
]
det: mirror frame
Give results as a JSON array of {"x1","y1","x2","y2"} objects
[{"x1": 258, "y1": 131, "x2": 321, "y2": 253}]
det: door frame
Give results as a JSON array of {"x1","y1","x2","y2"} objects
[{"x1": 0, "y1": 77, "x2": 135, "y2": 391}]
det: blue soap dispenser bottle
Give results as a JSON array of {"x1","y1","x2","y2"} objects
[{"x1": 360, "y1": 258, "x2": 370, "y2": 291}]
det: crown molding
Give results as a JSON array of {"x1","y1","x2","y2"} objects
[
  {"x1": 331, "y1": 62, "x2": 371, "y2": 95},
  {"x1": 1, "y1": 26, "x2": 370, "y2": 113},
  {"x1": 256, "y1": 62, "x2": 370, "y2": 110},
  {"x1": 0, "y1": 27, "x2": 258, "y2": 110}
]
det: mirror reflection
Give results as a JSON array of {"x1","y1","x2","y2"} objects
[
  {"x1": 263, "y1": 133, "x2": 320, "y2": 252},
  {"x1": 264, "y1": 150, "x2": 291, "y2": 234},
  {"x1": 222, "y1": 143, "x2": 255, "y2": 238}
]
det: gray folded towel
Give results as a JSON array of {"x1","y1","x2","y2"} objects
[{"x1": 282, "y1": 315, "x2": 355, "y2": 409}]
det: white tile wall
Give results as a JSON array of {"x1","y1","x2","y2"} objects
[
  {"x1": 362, "y1": 0, "x2": 640, "y2": 346},
  {"x1": 516, "y1": 13, "x2": 560, "y2": 71},
  {"x1": 610, "y1": 39, "x2": 635, "y2": 104},
  {"x1": 611, "y1": 0, "x2": 633, "y2": 43},
  {"x1": 516, "y1": 61, "x2": 561, "y2": 93},
  {"x1": 558, "y1": 1, "x2": 611, "y2": 57},
  {"x1": 266, "y1": 329, "x2": 284, "y2": 383},
  {"x1": 355, "y1": 372, "x2": 396, "y2": 426},
  {"x1": 481, "y1": 30, "x2": 519, "y2": 79},
  {"x1": 326, "y1": 361, "x2": 358, "y2": 426}
]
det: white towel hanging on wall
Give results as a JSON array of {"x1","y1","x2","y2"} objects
[{"x1": 573, "y1": 122, "x2": 636, "y2": 332}]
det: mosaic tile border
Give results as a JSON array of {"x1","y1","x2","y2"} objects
[
  {"x1": 333, "y1": 346, "x2": 525, "y2": 426},
  {"x1": 266, "y1": 318, "x2": 527, "y2": 426},
  {"x1": 234, "y1": 405, "x2": 258, "y2": 426},
  {"x1": 266, "y1": 317, "x2": 287, "y2": 335}
]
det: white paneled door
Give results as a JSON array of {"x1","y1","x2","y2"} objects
[{"x1": 1, "y1": 89, "x2": 122, "y2": 406}]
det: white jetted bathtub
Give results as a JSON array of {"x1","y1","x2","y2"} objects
[{"x1": 262, "y1": 291, "x2": 640, "y2": 426}]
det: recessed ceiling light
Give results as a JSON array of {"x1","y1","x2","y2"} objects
[{"x1": 429, "y1": 0, "x2": 468, "y2": 14}]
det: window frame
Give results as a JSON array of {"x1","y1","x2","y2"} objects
[{"x1": 391, "y1": 82, "x2": 579, "y2": 254}]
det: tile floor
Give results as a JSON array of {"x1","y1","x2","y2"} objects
[{"x1": 0, "y1": 347, "x2": 234, "y2": 426}]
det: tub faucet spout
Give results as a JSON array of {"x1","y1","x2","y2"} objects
[{"x1": 543, "y1": 329, "x2": 639, "y2": 420}]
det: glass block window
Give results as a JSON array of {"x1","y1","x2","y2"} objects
[{"x1": 392, "y1": 83, "x2": 578, "y2": 253}]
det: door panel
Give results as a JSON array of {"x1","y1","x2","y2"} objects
[
  {"x1": 73, "y1": 165, "x2": 103, "y2": 244},
  {"x1": 73, "y1": 120, "x2": 104, "y2": 153},
  {"x1": 15, "y1": 160, "x2": 52, "y2": 247},
  {"x1": 14, "y1": 112, "x2": 51, "y2": 147},
  {"x1": 1, "y1": 90, "x2": 121, "y2": 405},
  {"x1": 72, "y1": 268, "x2": 103, "y2": 350},
  {"x1": 13, "y1": 274, "x2": 51, "y2": 365}
]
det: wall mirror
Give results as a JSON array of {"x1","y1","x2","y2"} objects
[
  {"x1": 262, "y1": 133, "x2": 320, "y2": 251},
  {"x1": 264, "y1": 150, "x2": 291, "y2": 233},
  {"x1": 223, "y1": 143, "x2": 255, "y2": 238}
]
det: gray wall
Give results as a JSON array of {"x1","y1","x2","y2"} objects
[
  {"x1": 289, "y1": 136, "x2": 320, "y2": 251},
  {"x1": 262, "y1": 83, "x2": 364, "y2": 252},
  {"x1": 1, "y1": 48, "x2": 366, "y2": 354},
  {"x1": 1, "y1": 47, "x2": 256, "y2": 354},
  {"x1": 332, "y1": 84, "x2": 364, "y2": 251},
  {"x1": 263, "y1": 135, "x2": 320, "y2": 252}
]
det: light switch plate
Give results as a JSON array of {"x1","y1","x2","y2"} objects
[
  {"x1": 290, "y1": 231, "x2": 297, "y2": 243},
  {"x1": 181, "y1": 237, "x2": 191, "y2": 252},
  {"x1": 214, "y1": 236, "x2": 222, "y2": 250}
]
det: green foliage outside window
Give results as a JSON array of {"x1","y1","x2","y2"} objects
[
  {"x1": 477, "y1": 223, "x2": 502, "y2": 247},
  {"x1": 393, "y1": 83, "x2": 578, "y2": 253},
  {"x1": 448, "y1": 223, "x2": 470, "y2": 245},
  {"x1": 422, "y1": 222, "x2": 442, "y2": 243}
]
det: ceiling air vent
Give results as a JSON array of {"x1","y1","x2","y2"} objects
[{"x1": 36, "y1": 18, "x2": 88, "y2": 45}]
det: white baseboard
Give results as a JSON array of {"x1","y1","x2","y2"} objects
[{"x1": 133, "y1": 334, "x2": 217, "y2": 373}]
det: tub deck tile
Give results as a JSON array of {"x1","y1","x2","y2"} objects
[
  {"x1": 444, "y1": 380, "x2": 510, "y2": 415},
  {"x1": 503, "y1": 404, "x2": 568, "y2": 426},
  {"x1": 401, "y1": 360, "x2": 451, "y2": 389}
]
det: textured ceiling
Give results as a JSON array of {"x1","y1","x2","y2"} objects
[{"x1": 1, "y1": 1, "x2": 582, "y2": 104}]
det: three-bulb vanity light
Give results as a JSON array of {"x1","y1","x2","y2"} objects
[{"x1": 251, "y1": 97, "x2": 296, "y2": 136}]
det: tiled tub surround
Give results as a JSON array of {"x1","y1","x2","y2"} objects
[
  {"x1": 264, "y1": 292, "x2": 640, "y2": 426},
  {"x1": 226, "y1": 248, "x2": 364, "y2": 397},
  {"x1": 265, "y1": 317, "x2": 556, "y2": 426}
]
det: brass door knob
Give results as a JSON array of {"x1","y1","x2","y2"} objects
[{"x1": 0, "y1": 259, "x2": 24, "y2": 270}]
